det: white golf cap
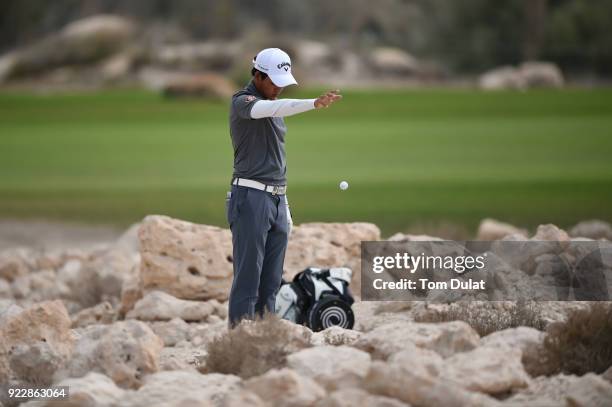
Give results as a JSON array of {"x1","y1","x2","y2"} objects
[{"x1": 252, "y1": 48, "x2": 298, "y2": 87}]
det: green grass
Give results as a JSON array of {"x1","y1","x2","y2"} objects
[{"x1": 1, "y1": 87, "x2": 611, "y2": 237}]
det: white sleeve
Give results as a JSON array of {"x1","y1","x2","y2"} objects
[{"x1": 250, "y1": 98, "x2": 317, "y2": 119}]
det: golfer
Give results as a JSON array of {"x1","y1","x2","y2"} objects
[{"x1": 226, "y1": 47, "x2": 342, "y2": 328}]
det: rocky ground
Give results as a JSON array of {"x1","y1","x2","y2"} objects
[{"x1": 1, "y1": 216, "x2": 612, "y2": 406}]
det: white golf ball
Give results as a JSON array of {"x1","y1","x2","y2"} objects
[{"x1": 339, "y1": 181, "x2": 349, "y2": 190}]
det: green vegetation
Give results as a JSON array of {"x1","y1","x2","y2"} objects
[{"x1": 1, "y1": 88, "x2": 611, "y2": 236}]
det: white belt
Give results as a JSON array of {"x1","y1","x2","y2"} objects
[{"x1": 232, "y1": 178, "x2": 287, "y2": 195}]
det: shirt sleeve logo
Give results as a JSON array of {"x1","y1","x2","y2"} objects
[{"x1": 245, "y1": 95, "x2": 256, "y2": 102}]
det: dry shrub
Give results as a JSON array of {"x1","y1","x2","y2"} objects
[
  {"x1": 525, "y1": 303, "x2": 612, "y2": 377},
  {"x1": 414, "y1": 301, "x2": 547, "y2": 337},
  {"x1": 202, "y1": 312, "x2": 311, "y2": 379}
]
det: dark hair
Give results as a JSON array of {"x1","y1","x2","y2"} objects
[
  {"x1": 251, "y1": 54, "x2": 268, "y2": 79},
  {"x1": 251, "y1": 67, "x2": 268, "y2": 79}
]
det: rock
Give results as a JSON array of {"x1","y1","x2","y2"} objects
[
  {"x1": 60, "y1": 320, "x2": 163, "y2": 389},
  {"x1": 387, "y1": 233, "x2": 444, "y2": 242},
  {"x1": 502, "y1": 374, "x2": 578, "y2": 406},
  {"x1": 440, "y1": 345, "x2": 529, "y2": 395},
  {"x1": 55, "y1": 246, "x2": 138, "y2": 309},
  {"x1": 365, "y1": 360, "x2": 498, "y2": 407},
  {"x1": 570, "y1": 220, "x2": 612, "y2": 240},
  {"x1": 71, "y1": 301, "x2": 116, "y2": 328},
  {"x1": 354, "y1": 321, "x2": 480, "y2": 359},
  {"x1": 286, "y1": 345, "x2": 371, "y2": 390},
  {"x1": 498, "y1": 224, "x2": 571, "y2": 275},
  {"x1": 294, "y1": 40, "x2": 340, "y2": 76},
  {"x1": 244, "y1": 368, "x2": 326, "y2": 407},
  {"x1": 138, "y1": 215, "x2": 233, "y2": 301},
  {"x1": 126, "y1": 290, "x2": 215, "y2": 322},
  {"x1": 139, "y1": 67, "x2": 190, "y2": 91},
  {"x1": 158, "y1": 346, "x2": 204, "y2": 372},
  {"x1": 356, "y1": 311, "x2": 413, "y2": 333},
  {"x1": 152, "y1": 41, "x2": 240, "y2": 71},
  {"x1": 84, "y1": 248, "x2": 140, "y2": 303},
  {"x1": 479, "y1": 62, "x2": 564, "y2": 90},
  {"x1": 20, "y1": 372, "x2": 126, "y2": 407},
  {"x1": 211, "y1": 300, "x2": 228, "y2": 319},
  {"x1": 351, "y1": 300, "x2": 379, "y2": 330},
  {"x1": 113, "y1": 222, "x2": 141, "y2": 252},
  {"x1": 565, "y1": 373, "x2": 612, "y2": 407},
  {"x1": 0, "y1": 249, "x2": 32, "y2": 281},
  {"x1": 479, "y1": 66, "x2": 525, "y2": 90},
  {"x1": 147, "y1": 318, "x2": 191, "y2": 346},
  {"x1": 11, "y1": 269, "x2": 68, "y2": 302},
  {"x1": 0, "y1": 279, "x2": 11, "y2": 298},
  {"x1": 162, "y1": 73, "x2": 236, "y2": 100},
  {"x1": 285, "y1": 222, "x2": 381, "y2": 297},
  {"x1": 476, "y1": 219, "x2": 528, "y2": 241},
  {"x1": 122, "y1": 370, "x2": 242, "y2": 407},
  {"x1": 518, "y1": 61, "x2": 564, "y2": 89},
  {"x1": 0, "y1": 15, "x2": 136, "y2": 82},
  {"x1": 0, "y1": 303, "x2": 23, "y2": 323},
  {"x1": 480, "y1": 326, "x2": 544, "y2": 355},
  {"x1": 310, "y1": 326, "x2": 362, "y2": 346},
  {"x1": 369, "y1": 47, "x2": 420, "y2": 77},
  {"x1": 0, "y1": 52, "x2": 18, "y2": 83},
  {"x1": 47, "y1": 248, "x2": 96, "y2": 270},
  {"x1": 138, "y1": 217, "x2": 377, "y2": 302},
  {"x1": 56, "y1": 258, "x2": 83, "y2": 284},
  {"x1": 532, "y1": 224, "x2": 570, "y2": 242},
  {"x1": 603, "y1": 365, "x2": 612, "y2": 384},
  {"x1": 55, "y1": 258, "x2": 96, "y2": 308},
  {"x1": 223, "y1": 390, "x2": 266, "y2": 406},
  {"x1": 8, "y1": 342, "x2": 65, "y2": 388},
  {"x1": 100, "y1": 50, "x2": 136, "y2": 81},
  {"x1": 351, "y1": 300, "x2": 416, "y2": 332},
  {"x1": 119, "y1": 270, "x2": 143, "y2": 318},
  {"x1": 0, "y1": 301, "x2": 74, "y2": 386},
  {"x1": 387, "y1": 342, "x2": 444, "y2": 378},
  {"x1": 61, "y1": 14, "x2": 135, "y2": 52},
  {"x1": 187, "y1": 320, "x2": 228, "y2": 348},
  {"x1": 316, "y1": 388, "x2": 409, "y2": 407}
]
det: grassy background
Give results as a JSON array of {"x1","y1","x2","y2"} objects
[{"x1": 1, "y1": 88, "x2": 611, "y2": 237}]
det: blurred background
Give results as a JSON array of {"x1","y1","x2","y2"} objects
[{"x1": 1, "y1": 0, "x2": 611, "y2": 242}]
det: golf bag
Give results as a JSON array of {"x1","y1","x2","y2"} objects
[{"x1": 275, "y1": 267, "x2": 355, "y2": 331}]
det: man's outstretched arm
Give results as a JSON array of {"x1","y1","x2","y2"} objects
[{"x1": 250, "y1": 90, "x2": 342, "y2": 119}]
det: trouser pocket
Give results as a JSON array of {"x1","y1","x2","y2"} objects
[
  {"x1": 225, "y1": 191, "x2": 232, "y2": 226},
  {"x1": 227, "y1": 186, "x2": 249, "y2": 228},
  {"x1": 285, "y1": 196, "x2": 293, "y2": 236}
]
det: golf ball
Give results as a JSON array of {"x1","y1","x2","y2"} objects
[{"x1": 339, "y1": 181, "x2": 349, "y2": 190}]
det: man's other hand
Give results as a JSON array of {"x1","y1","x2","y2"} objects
[{"x1": 314, "y1": 89, "x2": 342, "y2": 109}]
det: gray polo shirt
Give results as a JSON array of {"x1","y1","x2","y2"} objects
[{"x1": 229, "y1": 80, "x2": 287, "y2": 185}]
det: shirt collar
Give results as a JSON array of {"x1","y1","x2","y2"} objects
[{"x1": 246, "y1": 80, "x2": 264, "y2": 99}]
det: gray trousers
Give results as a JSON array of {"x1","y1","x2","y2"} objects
[{"x1": 226, "y1": 184, "x2": 291, "y2": 328}]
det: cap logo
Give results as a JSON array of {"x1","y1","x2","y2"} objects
[
  {"x1": 255, "y1": 62, "x2": 269, "y2": 72},
  {"x1": 277, "y1": 62, "x2": 291, "y2": 72}
]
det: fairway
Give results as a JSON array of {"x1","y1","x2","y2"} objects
[{"x1": 1, "y1": 88, "x2": 611, "y2": 237}]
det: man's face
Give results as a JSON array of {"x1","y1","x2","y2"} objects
[{"x1": 254, "y1": 73, "x2": 283, "y2": 100}]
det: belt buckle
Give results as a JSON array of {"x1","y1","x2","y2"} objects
[{"x1": 271, "y1": 185, "x2": 280, "y2": 195}]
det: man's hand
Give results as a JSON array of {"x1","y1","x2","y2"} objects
[{"x1": 314, "y1": 89, "x2": 342, "y2": 109}]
